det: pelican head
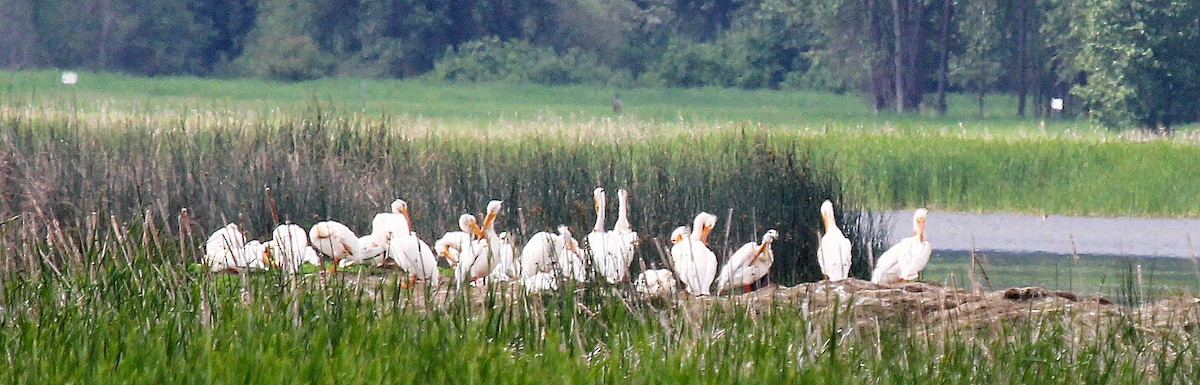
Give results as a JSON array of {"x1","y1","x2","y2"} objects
[
  {"x1": 459, "y1": 214, "x2": 484, "y2": 238},
  {"x1": 486, "y1": 200, "x2": 503, "y2": 215},
  {"x1": 819, "y1": 200, "x2": 837, "y2": 231},
  {"x1": 617, "y1": 188, "x2": 628, "y2": 202},
  {"x1": 391, "y1": 199, "x2": 408, "y2": 214},
  {"x1": 692, "y1": 212, "x2": 718, "y2": 243},
  {"x1": 913, "y1": 208, "x2": 928, "y2": 241},
  {"x1": 434, "y1": 238, "x2": 459, "y2": 265},
  {"x1": 593, "y1": 187, "x2": 606, "y2": 210},
  {"x1": 670, "y1": 226, "x2": 690, "y2": 244},
  {"x1": 763, "y1": 229, "x2": 779, "y2": 244}
]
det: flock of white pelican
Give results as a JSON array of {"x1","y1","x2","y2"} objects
[{"x1": 203, "y1": 188, "x2": 932, "y2": 295}]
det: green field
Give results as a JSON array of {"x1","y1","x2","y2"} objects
[{"x1": 2, "y1": 70, "x2": 1199, "y2": 384}]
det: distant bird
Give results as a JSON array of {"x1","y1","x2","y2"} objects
[
  {"x1": 871, "y1": 209, "x2": 932, "y2": 285},
  {"x1": 309, "y1": 221, "x2": 360, "y2": 271},
  {"x1": 354, "y1": 232, "x2": 389, "y2": 267},
  {"x1": 435, "y1": 214, "x2": 484, "y2": 267},
  {"x1": 671, "y1": 212, "x2": 718, "y2": 296},
  {"x1": 370, "y1": 199, "x2": 411, "y2": 246},
  {"x1": 816, "y1": 200, "x2": 852, "y2": 281},
  {"x1": 635, "y1": 268, "x2": 677, "y2": 296},
  {"x1": 520, "y1": 231, "x2": 558, "y2": 279},
  {"x1": 612, "y1": 93, "x2": 623, "y2": 114},
  {"x1": 203, "y1": 223, "x2": 249, "y2": 272},
  {"x1": 716, "y1": 229, "x2": 778, "y2": 294}
]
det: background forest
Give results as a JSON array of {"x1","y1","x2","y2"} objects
[{"x1": 1, "y1": 0, "x2": 1198, "y2": 130}]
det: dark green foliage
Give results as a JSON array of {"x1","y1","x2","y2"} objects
[{"x1": 430, "y1": 37, "x2": 625, "y2": 85}]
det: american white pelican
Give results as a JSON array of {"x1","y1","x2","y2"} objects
[
  {"x1": 671, "y1": 213, "x2": 719, "y2": 296},
  {"x1": 435, "y1": 214, "x2": 484, "y2": 266},
  {"x1": 370, "y1": 199, "x2": 411, "y2": 243},
  {"x1": 716, "y1": 229, "x2": 778, "y2": 294},
  {"x1": 309, "y1": 221, "x2": 360, "y2": 271},
  {"x1": 436, "y1": 214, "x2": 490, "y2": 288},
  {"x1": 266, "y1": 224, "x2": 315, "y2": 274},
  {"x1": 203, "y1": 223, "x2": 249, "y2": 272},
  {"x1": 479, "y1": 200, "x2": 517, "y2": 282},
  {"x1": 588, "y1": 188, "x2": 634, "y2": 283},
  {"x1": 241, "y1": 240, "x2": 269, "y2": 270},
  {"x1": 634, "y1": 268, "x2": 677, "y2": 296},
  {"x1": 387, "y1": 202, "x2": 440, "y2": 285},
  {"x1": 612, "y1": 188, "x2": 638, "y2": 269},
  {"x1": 520, "y1": 230, "x2": 558, "y2": 279},
  {"x1": 817, "y1": 200, "x2": 852, "y2": 281},
  {"x1": 389, "y1": 234, "x2": 440, "y2": 285},
  {"x1": 523, "y1": 271, "x2": 560, "y2": 293},
  {"x1": 871, "y1": 209, "x2": 931, "y2": 284},
  {"x1": 554, "y1": 226, "x2": 588, "y2": 282},
  {"x1": 354, "y1": 233, "x2": 389, "y2": 267}
]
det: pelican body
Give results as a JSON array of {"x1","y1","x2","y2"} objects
[
  {"x1": 816, "y1": 200, "x2": 852, "y2": 281},
  {"x1": 871, "y1": 209, "x2": 931, "y2": 284},
  {"x1": 671, "y1": 212, "x2": 718, "y2": 296},
  {"x1": 716, "y1": 229, "x2": 778, "y2": 293}
]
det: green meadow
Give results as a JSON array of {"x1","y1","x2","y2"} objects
[{"x1": 1, "y1": 70, "x2": 1198, "y2": 384}]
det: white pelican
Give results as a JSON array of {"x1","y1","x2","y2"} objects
[
  {"x1": 611, "y1": 188, "x2": 638, "y2": 270},
  {"x1": 309, "y1": 221, "x2": 360, "y2": 271},
  {"x1": 479, "y1": 200, "x2": 517, "y2": 282},
  {"x1": 370, "y1": 199, "x2": 411, "y2": 243},
  {"x1": 871, "y1": 209, "x2": 931, "y2": 284},
  {"x1": 716, "y1": 229, "x2": 778, "y2": 294},
  {"x1": 389, "y1": 234, "x2": 440, "y2": 285},
  {"x1": 671, "y1": 213, "x2": 718, "y2": 296},
  {"x1": 436, "y1": 214, "x2": 490, "y2": 287},
  {"x1": 203, "y1": 223, "x2": 249, "y2": 272},
  {"x1": 520, "y1": 230, "x2": 558, "y2": 279},
  {"x1": 816, "y1": 200, "x2": 852, "y2": 281},
  {"x1": 588, "y1": 188, "x2": 634, "y2": 283},
  {"x1": 265, "y1": 224, "x2": 314, "y2": 274},
  {"x1": 554, "y1": 226, "x2": 588, "y2": 282},
  {"x1": 387, "y1": 202, "x2": 440, "y2": 285},
  {"x1": 353, "y1": 233, "x2": 389, "y2": 267},
  {"x1": 435, "y1": 214, "x2": 485, "y2": 267},
  {"x1": 523, "y1": 271, "x2": 560, "y2": 293},
  {"x1": 241, "y1": 240, "x2": 269, "y2": 270},
  {"x1": 634, "y1": 268, "x2": 677, "y2": 296}
]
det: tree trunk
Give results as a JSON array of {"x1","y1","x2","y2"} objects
[
  {"x1": 936, "y1": 0, "x2": 953, "y2": 116},
  {"x1": 1016, "y1": 0, "x2": 1029, "y2": 117},
  {"x1": 978, "y1": 88, "x2": 986, "y2": 118},
  {"x1": 891, "y1": 0, "x2": 906, "y2": 113}
]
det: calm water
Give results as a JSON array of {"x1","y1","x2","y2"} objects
[{"x1": 879, "y1": 211, "x2": 1200, "y2": 297}]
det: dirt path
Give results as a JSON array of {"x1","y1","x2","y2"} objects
[{"x1": 881, "y1": 211, "x2": 1200, "y2": 258}]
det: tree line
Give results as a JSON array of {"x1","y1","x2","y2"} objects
[{"x1": 1, "y1": 0, "x2": 1197, "y2": 129}]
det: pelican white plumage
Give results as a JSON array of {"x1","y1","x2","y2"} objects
[
  {"x1": 520, "y1": 231, "x2": 557, "y2": 279},
  {"x1": 387, "y1": 202, "x2": 440, "y2": 285},
  {"x1": 370, "y1": 199, "x2": 411, "y2": 242},
  {"x1": 588, "y1": 188, "x2": 634, "y2": 283},
  {"x1": 634, "y1": 268, "x2": 677, "y2": 296},
  {"x1": 435, "y1": 214, "x2": 484, "y2": 267},
  {"x1": 523, "y1": 272, "x2": 559, "y2": 293},
  {"x1": 309, "y1": 221, "x2": 360, "y2": 271},
  {"x1": 671, "y1": 213, "x2": 719, "y2": 296},
  {"x1": 871, "y1": 209, "x2": 931, "y2": 284},
  {"x1": 241, "y1": 240, "x2": 269, "y2": 270},
  {"x1": 479, "y1": 200, "x2": 517, "y2": 282},
  {"x1": 353, "y1": 233, "x2": 389, "y2": 267},
  {"x1": 203, "y1": 223, "x2": 249, "y2": 272},
  {"x1": 816, "y1": 200, "x2": 852, "y2": 281},
  {"x1": 436, "y1": 214, "x2": 491, "y2": 287},
  {"x1": 611, "y1": 188, "x2": 638, "y2": 271},
  {"x1": 716, "y1": 229, "x2": 778, "y2": 294},
  {"x1": 554, "y1": 226, "x2": 588, "y2": 282},
  {"x1": 267, "y1": 224, "x2": 314, "y2": 274}
]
